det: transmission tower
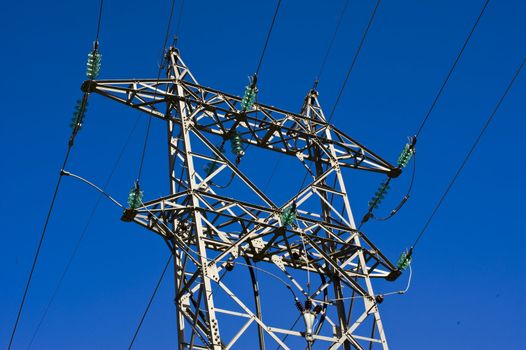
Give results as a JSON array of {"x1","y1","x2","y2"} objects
[{"x1": 82, "y1": 47, "x2": 404, "y2": 350}]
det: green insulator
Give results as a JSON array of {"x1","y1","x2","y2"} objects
[
  {"x1": 230, "y1": 132, "x2": 245, "y2": 157},
  {"x1": 397, "y1": 250, "x2": 412, "y2": 270},
  {"x1": 397, "y1": 143, "x2": 414, "y2": 168},
  {"x1": 204, "y1": 143, "x2": 225, "y2": 176},
  {"x1": 240, "y1": 85, "x2": 257, "y2": 111},
  {"x1": 70, "y1": 99, "x2": 88, "y2": 130},
  {"x1": 368, "y1": 181, "x2": 390, "y2": 209},
  {"x1": 280, "y1": 205, "x2": 297, "y2": 227},
  {"x1": 204, "y1": 161, "x2": 219, "y2": 176},
  {"x1": 86, "y1": 50, "x2": 102, "y2": 79},
  {"x1": 369, "y1": 197, "x2": 383, "y2": 207},
  {"x1": 374, "y1": 191, "x2": 385, "y2": 199},
  {"x1": 128, "y1": 186, "x2": 144, "y2": 209}
]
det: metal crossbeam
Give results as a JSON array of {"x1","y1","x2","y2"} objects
[{"x1": 83, "y1": 61, "x2": 398, "y2": 176}]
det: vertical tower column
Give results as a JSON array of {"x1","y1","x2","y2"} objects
[{"x1": 167, "y1": 48, "x2": 222, "y2": 350}]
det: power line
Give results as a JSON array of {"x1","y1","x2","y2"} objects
[
  {"x1": 128, "y1": 132, "x2": 190, "y2": 348},
  {"x1": 128, "y1": 254, "x2": 173, "y2": 349},
  {"x1": 315, "y1": 0, "x2": 350, "y2": 84},
  {"x1": 415, "y1": 0, "x2": 490, "y2": 138},
  {"x1": 327, "y1": 0, "x2": 381, "y2": 123},
  {"x1": 157, "y1": 0, "x2": 178, "y2": 70},
  {"x1": 225, "y1": 1, "x2": 284, "y2": 193},
  {"x1": 359, "y1": 0, "x2": 490, "y2": 230},
  {"x1": 411, "y1": 55, "x2": 525, "y2": 251},
  {"x1": 224, "y1": 0, "x2": 284, "y2": 165},
  {"x1": 32, "y1": 12, "x2": 183, "y2": 345},
  {"x1": 137, "y1": 0, "x2": 178, "y2": 182},
  {"x1": 26, "y1": 116, "x2": 141, "y2": 349},
  {"x1": 7, "y1": 146, "x2": 72, "y2": 350},
  {"x1": 95, "y1": 0, "x2": 105, "y2": 43},
  {"x1": 262, "y1": 0, "x2": 350, "y2": 191},
  {"x1": 291, "y1": 0, "x2": 381, "y2": 194},
  {"x1": 8, "y1": 0, "x2": 107, "y2": 345},
  {"x1": 255, "y1": 0, "x2": 283, "y2": 76},
  {"x1": 175, "y1": 0, "x2": 185, "y2": 40},
  {"x1": 275, "y1": 314, "x2": 302, "y2": 350}
]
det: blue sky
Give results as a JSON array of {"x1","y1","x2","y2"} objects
[{"x1": 1, "y1": 0, "x2": 525, "y2": 349}]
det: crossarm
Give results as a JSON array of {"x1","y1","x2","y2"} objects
[{"x1": 82, "y1": 79, "x2": 400, "y2": 177}]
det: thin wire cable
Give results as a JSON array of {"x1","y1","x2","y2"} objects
[
  {"x1": 316, "y1": 0, "x2": 350, "y2": 83},
  {"x1": 229, "y1": 262, "x2": 298, "y2": 298},
  {"x1": 137, "y1": 0, "x2": 177, "y2": 181},
  {"x1": 361, "y1": 0, "x2": 490, "y2": 228},
  {"x1": 9, "y1": 1, "x2": 106, "y2": 345},
  {"x1": 383, "y1": 264, "x2": 413, "y2": 296},
  {"x1": 262, "y1": 0, "x2": 349, "y2": 191},
  {"x1": 26, "y1": 117, "x2": 141, "y2": 349},
  {"x1": 327, "y1": 0, "x2": 381, "y2": 123},
  {"x1": 94, "y1": 0, "x2": 105, "y2": 43},
  {"x1": 255, "y1": 0, "x2": 283, "y2": 76},
  {"x1": 262, "y1": 158, "x2": 281, "y2": 192},
  {"x1": 61, "y1": 171, "x2": 124, "y2": 208},
  {"x1": 158, "y1": 0, "x2": 178, "y2": 65},
  {"x1": 274, "y1": 313, "x2": 302, "y2": 350},
  {"x1": 415, "y1": 0, "x2": 490, "y2": 138},
  {"x1": 8, "y1": 145, "x2": 73, "y2": 350},
  {"x1": 318, "y1": 263, "x2": 413, "y2": 304},
  {"x1": 411, "y1": 55, "x2": 525, "y2": 250},
  {"x1": 239, "y1": 0, "x2": 307, "y2": 188},
  {"x1": 175, "y1": 0, "x2": 185, "y2": 40},
  {"x1": 129, "y1": 254, "x2": 173, "y2": 349}
]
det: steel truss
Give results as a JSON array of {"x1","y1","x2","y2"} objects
[{"x1": 83, "y1": 47, "x2": 402, "y2": 349}]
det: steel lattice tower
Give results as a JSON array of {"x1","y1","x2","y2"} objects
[{"x1": 82, "y1": 47, "x2": 404, "y2": 350}]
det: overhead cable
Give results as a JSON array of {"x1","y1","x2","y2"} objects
[
  {"x1": 361, "y1": 0, "x2": 490, "y2": 227},
  {"x1": 327, "y1": 0, "x2": 382, "y2": 123},
  {"x1": 136, "y1": 0, "x2": 178, "y2": 182},
  {"x1": 26, "y1": 117, "x2": 141, "y2": 348},
  {"x1": 315, "y1": 0, "x2": 350, "y2": 85},
  {"x1": 94, "y1": 0, "x2": 105, "y2": 43},
  {"x1": 415, "y1": 0, "x2": 490, "y2": 138},
  {"x1": 128, "y1": 254, "x2": 173, "y2": 349},
  {"x1": 408, "y1": 55, "x2": 525, "y2": 258},
  {"x1": 255, "y1": 0, "x2": 283, "y2": 76},
  {"x1": 7, "y1": 1, "x2": 106, "y2": 347},
  {"x1": 8, "y1": 146, "x2": 72, "y2": 350}
]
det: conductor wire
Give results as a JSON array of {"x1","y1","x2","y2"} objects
[
  {"x1": 411, "y1": 55, "x2": 526, "y2": 251},
  {"x1": 255, "y1": 0, "x2": 283, "y2": 76}
]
